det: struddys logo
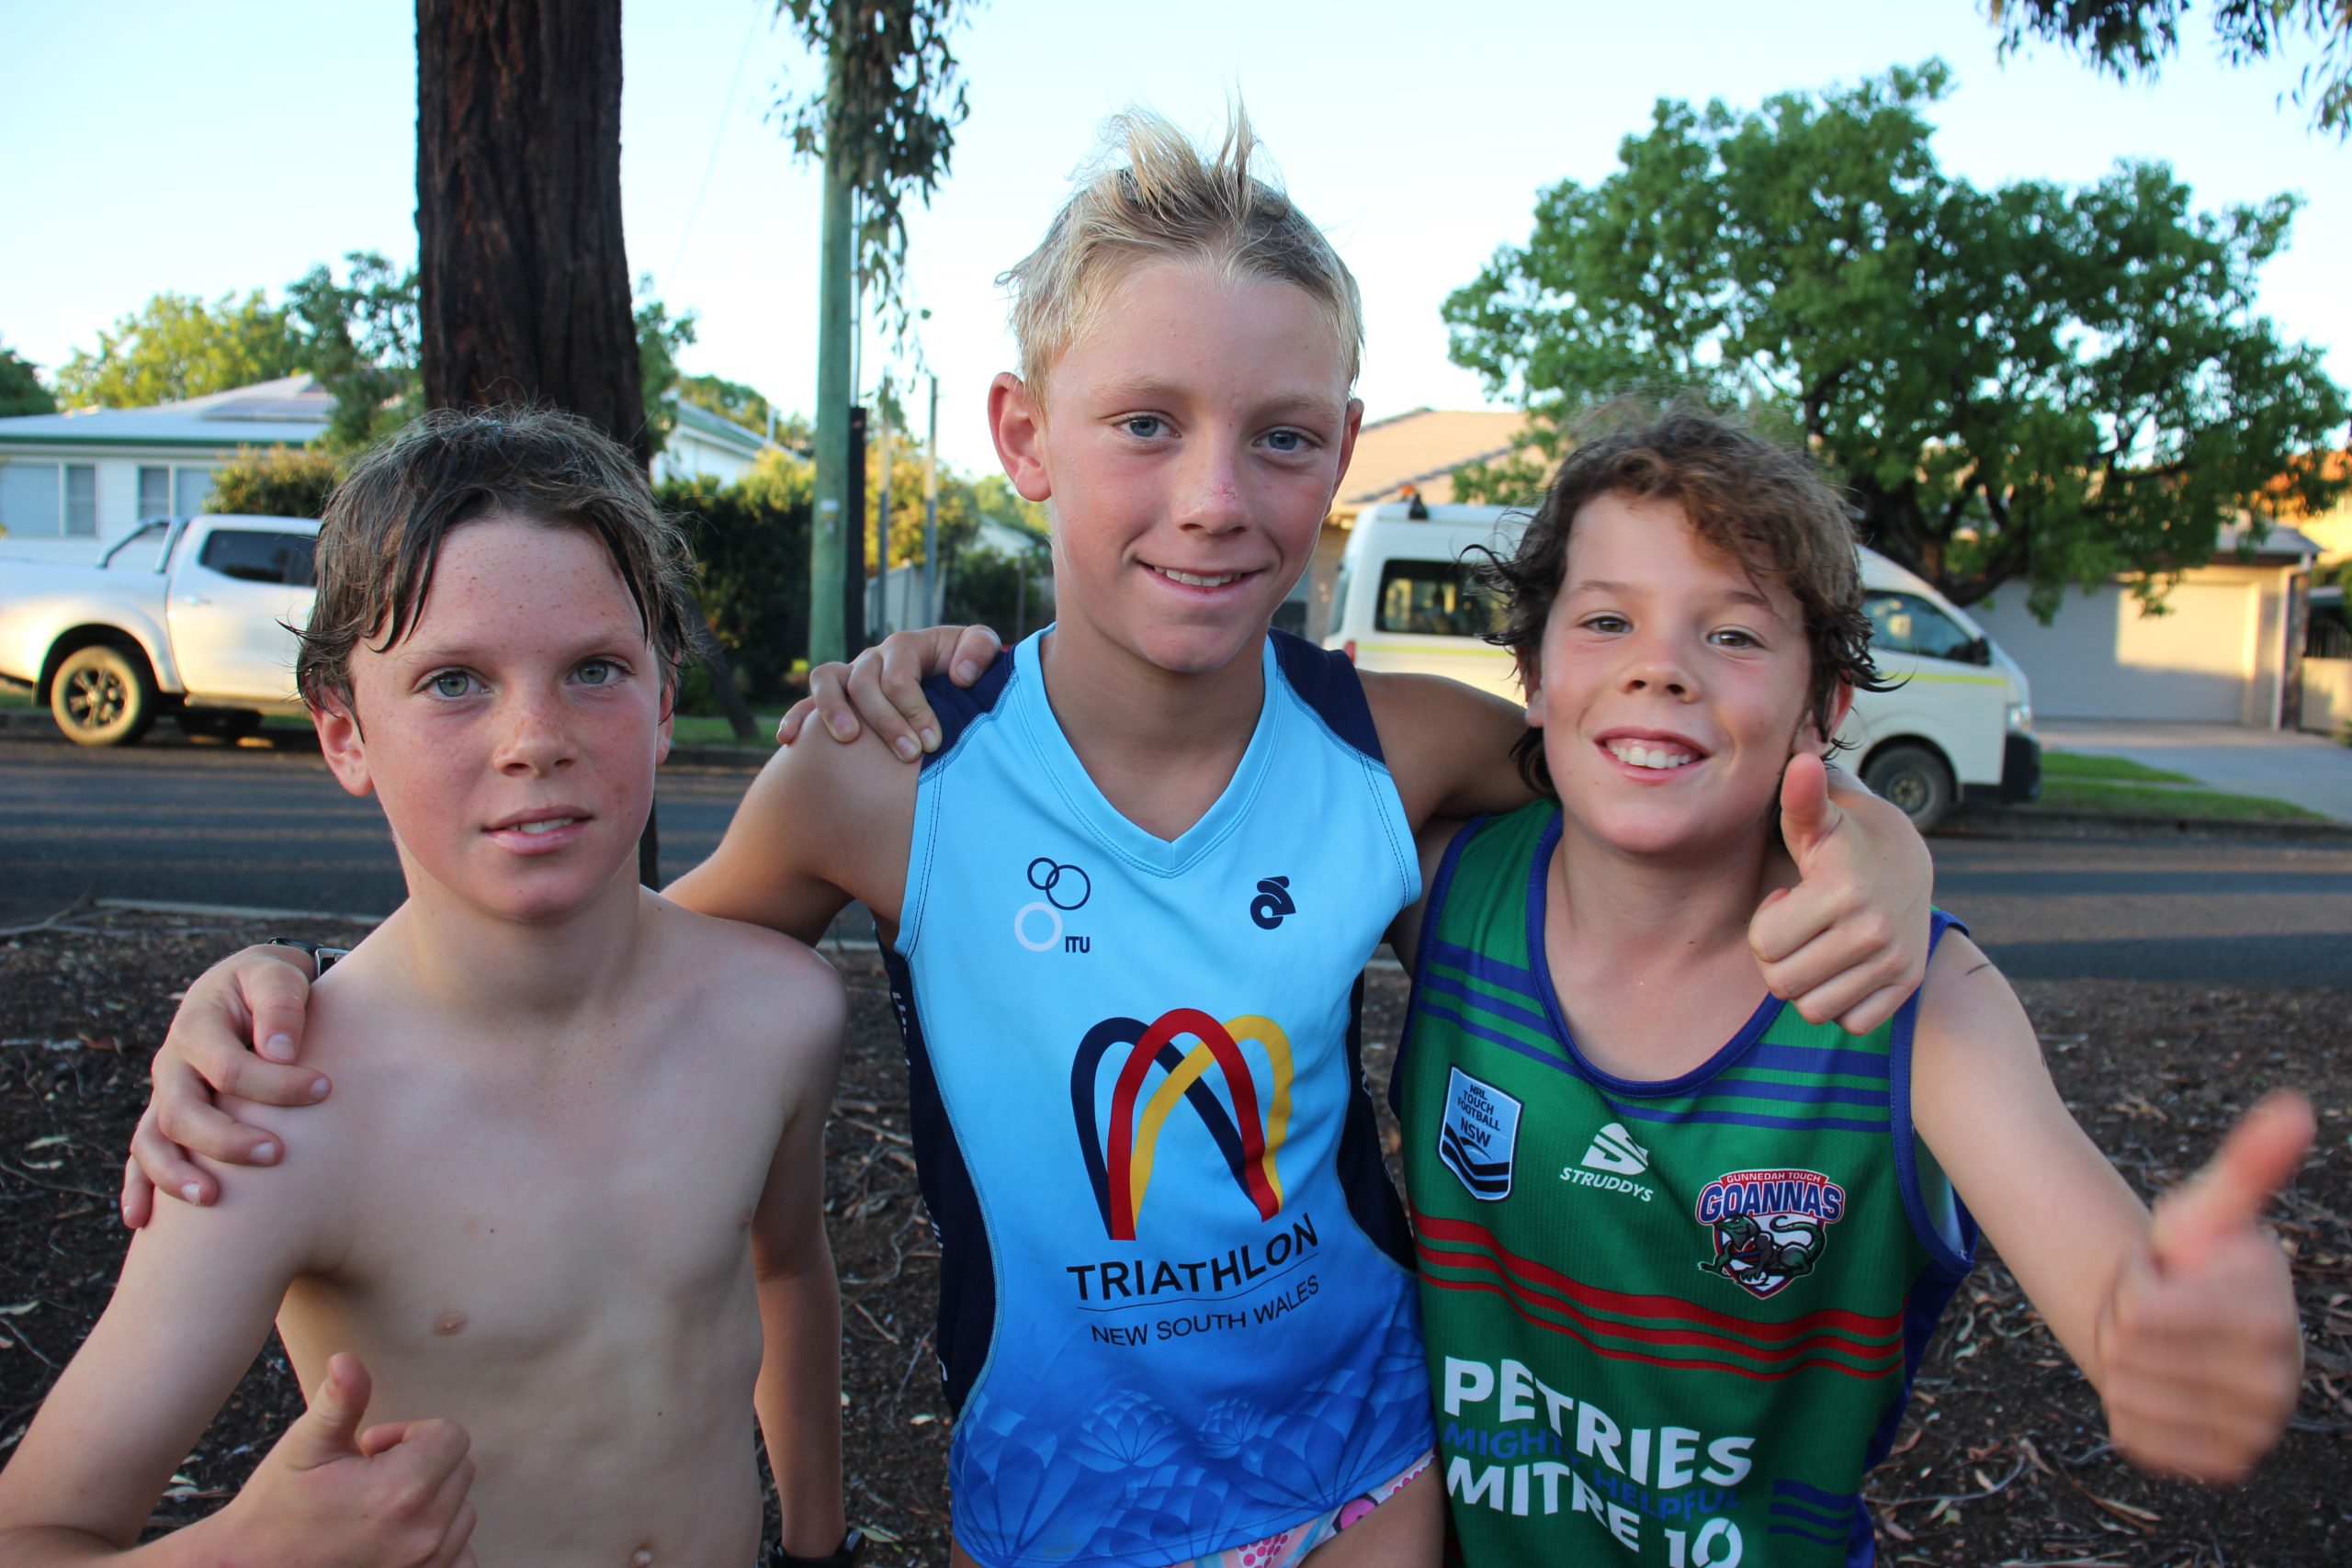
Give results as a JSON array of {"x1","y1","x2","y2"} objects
[
  {"x1": 1694, "y1": 1168, "x2": 1846, "y2": 1300},
  {"x1": 1072, "y1": 1009, "x2": 1294, "y2": 1242}
]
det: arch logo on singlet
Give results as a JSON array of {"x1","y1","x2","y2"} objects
[{"x1": 1071, "y1": 1009, "x2": 1295, "y2": 1241}]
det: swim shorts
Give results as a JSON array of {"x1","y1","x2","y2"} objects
[{"x1": 1184, "y1": 1450, "x2": 1434, "y2": 1568}]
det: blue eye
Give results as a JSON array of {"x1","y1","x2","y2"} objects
[
  {"x1": 576, "y1": 660, "x2": 614, "y2": 686},
  {"x1": 429, "y1": 671, "x2": 474, "y2": 698},
  {"x1": 1122, "y1": 415, "x2": 1165, "y2": 440},
  {"x1": 1264, "y1": 429, "x2": 1305, "y2": 453}
]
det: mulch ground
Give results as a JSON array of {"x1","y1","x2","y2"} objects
[{"x1": 1, "y1": 904, "x2": 2344, "y2": 1565}]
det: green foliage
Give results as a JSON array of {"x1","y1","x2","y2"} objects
[
  {"x1": 635, "y1": 280, "x2": 699, "y2": 457},
  {"x1": 657, "y1": 450, "x2": 814, "y2": 699},
  {"x1": 863, "y1": 434, "x2": 979, "y2": 571},
  {"x1": 677, "y1": 373, "x2": 808, "y2": 450},
  {"x1": 202, "y1": 446, "x2": 345, "y2": 520},
  {"x1": 1443, "y1": 62, "x2": 2352, "y2": 619},
  {"x1": 774, "y1": 0, "x2": 972, "y2": 339},
  {"x1": 1989, "y1": 0, "x2": 2351, "y2": 137},
  {"x1": 969, "y1": 472, "x2": 1047, "y2": 537},
  {"x1": 285, "y1": 253, "x2": 420, "y2": 452},
  {"x1": 0, "y1": 343, "x2": 54, "y2": 416},
  {"x1": 54, "y1": 291, "x2": 300, "y2": 408},
  {"x1": 1447, "y1": 450, "x2": 1552, "y2": 508},
  {"x1": 943, "y1": 541, "x2": 1052, "y2": 640}
]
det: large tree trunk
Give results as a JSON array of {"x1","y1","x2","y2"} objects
[
  {"x1": 415, "y1": 0, "x2": 647, "y2": 463},
  {"x1": 414, "y1": 0, "x2": 667, "y2": 879}
]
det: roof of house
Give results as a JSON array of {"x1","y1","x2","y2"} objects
[
  {"x1": 2212, "y1": 520, "x2": 2320, "y2": 565},
  {"x1": 0, "y1": 375, "x2": 332, "y2": 449},
  {"x1": 670, "y1": 398, "x2": 768, "y2": 456},
  {"x1": 1332, "y1": 406, "x2": 1533, "y2": 515}
]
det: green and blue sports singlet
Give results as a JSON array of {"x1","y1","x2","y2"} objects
[
  {"x1": 888, "y1": 629, "x2": 1436, "y2": 1568},
  {"x1": 1393, "y1": 803, "x2": 1975, "y2": 1567}
]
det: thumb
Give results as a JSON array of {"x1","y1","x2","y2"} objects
[
  {"x1": 279, "y1": 1352, "x2": 372, "y2": 1470},
  {"x1": 2148, "y1": 1090, "x2": 2315, "y2": 1273},
  {"x1": 1777, "y1": 752, "x2": 1839, "y2": 863}
]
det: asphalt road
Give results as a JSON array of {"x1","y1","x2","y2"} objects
[{"x1": 4, "y1": 726, "x2": 2347, "y2": 987}]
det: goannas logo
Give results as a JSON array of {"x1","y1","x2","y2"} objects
[
  {"x1": 1072, "y1": 1010, "x2": 1294, "y2": 1242},
  {"x1": 1694, "y1": 1167, "x2": 1847, "y2": 1300}
]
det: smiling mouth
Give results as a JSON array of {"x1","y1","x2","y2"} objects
[
  {"x1": 490, "y1": 815, "x2": 589, "y2": 835},
  {"x1": 1603, "y1": 739, "x2": 1703, "y2": 772},
  {"x1": 1148, "y1": 565, "x2": 1251, "y2": 590}
]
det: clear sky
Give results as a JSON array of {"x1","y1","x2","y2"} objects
[{"x1": 2, "y1": 0, "x2": 2343, "y2": 475}]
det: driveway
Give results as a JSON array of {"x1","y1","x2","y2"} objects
[{"x1": 2036, "y1": 719, "x2": 2352, "y2": 823}]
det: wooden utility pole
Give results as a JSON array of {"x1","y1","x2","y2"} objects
[
  {"x1": 808, "y1": 0, "x2": 855, "y2": 667},
  {"x1": 922, "y1": 372, "x2": 940, "y2": 622}
]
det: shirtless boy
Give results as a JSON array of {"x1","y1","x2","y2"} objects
[
  {"x1": 0, "y1": 408, "x2": 849, "y2": 1568},
  {"x1": 124, "y1": 117, "x2": 1930, "y2": 1568}
]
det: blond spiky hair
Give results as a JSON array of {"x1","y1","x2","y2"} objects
[{"x1": 999, "y1": 106, "x2": 1364, "y2": 398}]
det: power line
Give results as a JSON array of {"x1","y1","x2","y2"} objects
[{"x1": 662, "y1": 0, "x2": 764, "y2": 297}]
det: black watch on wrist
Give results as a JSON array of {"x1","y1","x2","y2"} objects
[
  {"x1": 773, "y1": 1528, "x2": 864, "y2": 1567},
  {"x1": 266, "y1": 937, "x2": 350, "y2": 976}
]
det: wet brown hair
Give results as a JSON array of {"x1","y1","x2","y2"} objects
[
  {"x1": 1478, "y1": 404, "x2": 1888, "y2": 796},
  {"x1": 296, "y1": 405, "x2": 695, "y2": 716}
]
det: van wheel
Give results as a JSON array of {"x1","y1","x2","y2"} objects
[
  {"x1": 1861, "y1": 744, "x2": 1955, "y2": 833},
  {"x1": 51, "y1": 644, "x2": 157, "y2": 747}
]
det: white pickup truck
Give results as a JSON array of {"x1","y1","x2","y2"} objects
[{"x1": 0, "y1": 514, "x2": 319, "y2": 746}]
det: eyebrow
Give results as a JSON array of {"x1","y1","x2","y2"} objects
[
  {"x1": 390, "y1": 626, "x2": 647, "y2": 665},
  {"x1": 1565, "y1": 577, "x2": 1779, "y2": 611},
  {"x1": 1095, "y1": 377, "x2": 1340, "y2": 421}
]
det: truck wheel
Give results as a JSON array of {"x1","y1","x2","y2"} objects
[
  {"x1": 1861, "y1": 743, "x2": 1955, "y2": 834},
  {"x1": 176, "y1": 708, "x2": 264, "y2": 742},
  {"x1": 51, "y1": 644, "x2": 157, "y2": 747}
]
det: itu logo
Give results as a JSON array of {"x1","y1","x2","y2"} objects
[
  {"x1": 1014, "y1": 858, "x2": 1091, "y2": 952},
  {"x1": 1249, "y1": 875, "x2": 1295, "y2": 930},
  {"x1": 1072, "y1": 1009, "x2": 1294, "y2": 1241}
]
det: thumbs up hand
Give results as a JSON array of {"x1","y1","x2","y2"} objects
[
  {"x1": 1750, "y1": 754, "x2": 1933, "y2": 1033},
  {"x1": 222, "y1": 1353, "x2": 480, "y2": 1567},
  {"x1": 2094, "y1": 1092, "x2": 2314, "y2": 1483}
]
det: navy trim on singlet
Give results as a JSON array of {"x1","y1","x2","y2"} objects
[
  {"x1": 1270, "y1": 628, "x2": 1385, "y2": 763},
  {"x1": 882, "y1": 947, "x2": 996, "y2": 1415},
  {"x1": 1388, "y1": 813, "x2": 1487, "y2": 1121},
  {"x1": 920, "y1": 644, "x2": 1017, "y2": 762}
]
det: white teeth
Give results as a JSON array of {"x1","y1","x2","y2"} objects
[
  {"x1": 1156, "y1": 568, "x2": 1242, "y2": 589},
  {"x1": 1607, "y1": 741, "x2": 1698, "y2": 772},
  {"x1": 514, "y1": 818, "x2": 578, "y2": 835}
]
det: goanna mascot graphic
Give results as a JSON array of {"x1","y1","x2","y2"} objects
[
  {"x1": 1071, "y1": 1009, "x2": 1294, "y2": 1241},
  {"x1": 1694, "y1": 1167, "x2": 1848, "y2": 1299}
]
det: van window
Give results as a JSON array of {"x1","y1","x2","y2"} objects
[
  {"x1": 1376, "y1": 559, "x2": 1505, "y2": 638},
  {"x1": 1864, "y1": 591, "x2": 1979, "y2": 662},
  {"x1": 198, "y1": 529, "x2": 317, "y2": 587}
]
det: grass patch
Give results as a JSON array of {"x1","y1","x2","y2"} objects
[
  {"x1": 2035, "y1": 776, "x2": 2326, "y2": 822},
  {"x1": 0, "y1": 687, "x2": 32, "y2": 710},
  {"x1": 670, "y1": 713, "x2": 777, "y2": 750},
  {"x1": 2041, "y1": 750, "x2": 2198, "y2": 784}
]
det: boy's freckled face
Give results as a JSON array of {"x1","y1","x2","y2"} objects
[
  {"x1": 1525, "y1": 492, "x2": 1834, "y2": 858},
  {"x1": 318, "y1": 516, "x2": 672, "y2": 922},
  {"x1": 1010, "y1": 259, "x2": 1361, "y2": 678}
]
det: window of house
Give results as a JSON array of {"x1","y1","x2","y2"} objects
[
  {"x1": 138, "y1": 466, "x2": 172, "y2": 520},
  {"x1": 174, "y1": 468, "x2": 216, "y2": 517},
  {"x1": 1862, "y1": 591, "x2": 1982, "y2": 662},
  {"x1": 0, "y1": 461, "x2": 63, "y2": 536},
  {"x1": 64, "y1": 465, "x2": 96, "y2": 536},
  {"x1": 198, "y1": 528, "x2": 316, "y2": 586},
  {"x1": 1375, "y1": 558, "x2": 1505, "y2": 638}
]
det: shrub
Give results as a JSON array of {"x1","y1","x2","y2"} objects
[
  {"x1": 205, "y1": 445, "x2": 344, "y2": 519},
  {"x1": 657, "y1": 453, "x2": 811, "y2": 701}
]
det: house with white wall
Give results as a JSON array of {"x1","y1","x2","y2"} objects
[
  {"x1": 0, "y1": 376, "x2": 329, "y2": 563},
  {"x1": 1, "y1": 375, "x2": 774, "y2": 565}
]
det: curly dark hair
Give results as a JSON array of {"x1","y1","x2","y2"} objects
[
  {"x1": 1477, "y1": 404, "x2": 1889, "y2": 797},
  {"x1": 296, "y1": 405, "x2": 695, "y2": 716}
]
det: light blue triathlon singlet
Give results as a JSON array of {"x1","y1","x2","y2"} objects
[{"x1": 886, "y1": 627, "x2": 1436, "y2": 1568}]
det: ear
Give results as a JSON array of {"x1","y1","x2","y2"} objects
[
  {"x1": 989, "y1": 372, "x2": 1052, "y2": 503},
  {"x1": 655, "y1": 671, "x2": 676, "y2": 766},
  {"x1": 313, "y1": 695, "x2": 375, "y2": 798},
  {"x1": 1797, "y1": 681, "x2": 1855, "y2": 755}
]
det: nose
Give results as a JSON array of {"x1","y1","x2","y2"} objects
[
  {"x1": 1171, "y1": 435, "x2": 1249, "y2": 536},
  {"x1": 495, "y1": 686, "x2": 578, "y2": 774},
  {"x1": 1621, "y1": 629, "x2": 1696, "y2": 700}
]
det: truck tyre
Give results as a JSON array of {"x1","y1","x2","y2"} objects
[
  {"x1": 51, "y1": 643, "x2": 157, "y2": 748},
  {"x1": 1861, "y1": 743, "x2": 1955, "y2": 834}
]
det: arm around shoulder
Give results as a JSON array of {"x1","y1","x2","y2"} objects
[{"x1": 1359, "y1": 671, "x2": 1533, "y2": 830}]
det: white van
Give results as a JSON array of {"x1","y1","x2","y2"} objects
[{"x1": 1324, "y1": 502, "x2": 2041, "y2": 830}]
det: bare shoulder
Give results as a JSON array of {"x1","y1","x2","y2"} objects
[
  {"x1": 1358, "y1": 670, "x2": 1532, "y2": 828},
  {"x1": 1907, "y1": 928, "x2": 2064, "y2": 1152},
  {"x1": 641, "y1": 894, "x2": 847, "y2": 1065}
]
